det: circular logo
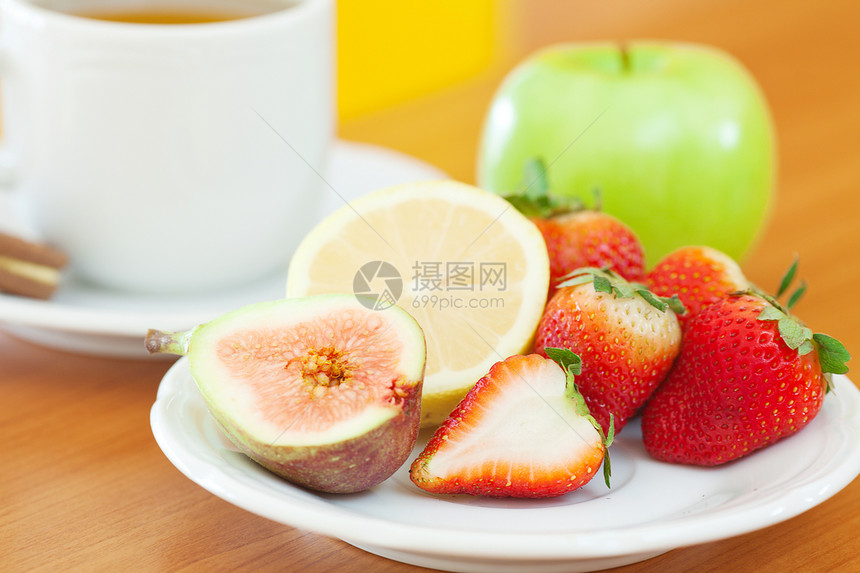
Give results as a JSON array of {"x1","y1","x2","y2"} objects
[{"x1": 353, "y1": 261, "x2": 403, "y2": 310}]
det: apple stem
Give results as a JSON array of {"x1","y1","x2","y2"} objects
[{"x1": 619, "y1": 42, "x2": 631, "y2": 73}]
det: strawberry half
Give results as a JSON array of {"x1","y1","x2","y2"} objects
[
  {"x1": 504, "y1": 158, "x2": 646, "y2": 298},
  {"x1": 646, "y1": 245, "x2": 749, "y2": 330},
  {"x1": 409, "y1": 350, "x2": 613, "y2": 498},
  {"x1": 641, "y1": 260, "x2": 851, "y2": 466},
  {"x1": 533, "y1": 268, "x2": 685, "y2": 435}
]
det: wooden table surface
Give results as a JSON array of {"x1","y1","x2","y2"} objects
[{"x1": 2, "y1": 1, "x2": 858, "y2": 571}]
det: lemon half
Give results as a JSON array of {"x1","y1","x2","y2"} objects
[{"x1": 286, "y1": 181, "x2": 549, "y2": 426}]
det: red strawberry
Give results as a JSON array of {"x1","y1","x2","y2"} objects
[
  {"x1": 409, "y1": 350, "x2": 613, "y2": 498},
  {"x1": 504, "y1": 158, "x2": 646, "y2": 297},
  {"x1": 533, "y1": 211, "x2": 646, "y2": 296},
  {"x1": 646, "y1": 245, "x2": 749, "y2": 329},
  {"x1": 533, "y1": 268, "x2": 684, "y2": 435},
  {"x1": 641, "y1": 261, "x2": 850, "y2": 466}
]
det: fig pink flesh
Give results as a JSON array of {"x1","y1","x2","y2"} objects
[
  {"x1": 176, "y1": 295, "x2": 426, "y2": 494},
  {"x1": 215, "y1": 308, "x2": 408, "y2": 433}
]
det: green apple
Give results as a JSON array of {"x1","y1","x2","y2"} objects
[{"x1": 477, "y1": 42, "x2": 775, "y2": 266}]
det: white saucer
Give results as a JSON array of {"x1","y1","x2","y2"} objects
[
  {"x1": 0, "y1": 140, "x2": 447, "y2": 357},
  {"x1": 151, "y1": 360, "x2": 860, "y2": 572}
]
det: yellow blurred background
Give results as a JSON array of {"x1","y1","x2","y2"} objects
[{"x1": 336, "y1": 0, "x2": 507, "y2": 120}]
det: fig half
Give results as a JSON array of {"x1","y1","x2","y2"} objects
[{"x1": 146, "y1": 294, "x2": 426, "y2": 494}]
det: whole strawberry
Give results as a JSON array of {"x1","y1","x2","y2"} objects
[
  {"x1": 534, "y1": 211, "x2": 646, "y2": 295},
  {"x1": 646, "y1": 245, "x2": 749, "y2": 329},
  {"x1": 641, "y1": 261, "x2": 850, "y2": 466},
  {"x1": 409, "y1": 349, "x2": 613, "y2": 498},
  {"x1": 533, "y1": 268, "x2": 685, "y2": 435},
  {"x1": 505, "y1": 158, "x2": 646, "y2": 297}
]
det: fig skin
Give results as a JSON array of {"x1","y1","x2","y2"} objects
[
  {"x1": 221, "y1": 378, "x2": 423, "y2": 493},
  {"x1": 147, "y1": 294, "x2": 426, "y2": 494}
]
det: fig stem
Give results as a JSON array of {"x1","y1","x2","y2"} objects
[{"x1": 145, "y1": 329, "x2": 193, "y2": 356}]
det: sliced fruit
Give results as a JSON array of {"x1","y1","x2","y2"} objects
[
  {"x1": 146, "y1": 294, "x2": 426, "y2": 494},
  {"x1": 286, "y1": 181, "x2": 550, "y2": 426},
  {"x1": 409, "y1": 350, "x2": 612, "y2": 498}
]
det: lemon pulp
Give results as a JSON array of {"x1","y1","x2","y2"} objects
[{"x1": 286, "y1": 181, "x2": 549, "y2": 426}]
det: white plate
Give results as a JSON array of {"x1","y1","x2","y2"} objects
[
  {"x1": 151, "y1": 359, "x2": 860, "y2": 573},
  {"x1": 0, "y1": 140, "x2": 446, "y2": 357}
]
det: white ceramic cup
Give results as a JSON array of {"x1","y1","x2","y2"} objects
[{"x1": 0, "y1": 0, "x2": 333, "y2": 293}]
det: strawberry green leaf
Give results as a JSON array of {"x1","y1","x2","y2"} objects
[
  {"x1": 564, "y1": 268, "x2": 681, "y2": 315},
  {"x1": 602, "y1": 453, "x2": 612, "y2": 488},
  {"x1": 503, "y1": 195, "x2": 548, "y2": 218},
  {"x1": 758, "y1": 305, "x2": 786, "y2": 322},
  {"x1": 545, "y1": 347, "x2": 587, "y2": 404},
  {"x1": 555, "y1": 272, "x2": 594, "y2": 289},
  {"x1": 798, "y1": 340, "x2": 815, "y2": 356},
  {"x1": 777, "y1": 317, "x2": 813, "y2": 350},
  {"x1": 787, "y1": 281, "x2": 807, "y2": 310},
  {"x1": 777, "y1": 256, "x2": 799, "y2": 297},
  {"x1": 823, "y1": 372, "x2": 835, "y2": 393},
  {"x1": 522, "y1": 157, "x2": 549, "y2": 200},
  {"x1": 665, "y1": 294, "x2": 687, "y2": 315},
  {"x1": 503, "y1": 157, "x2": 584, "y2": 218},
  {"x1": 593, "y1": 273, "x2": 613, "y2": 295},
  {"x1": 613, "y1": 281, "x2": 635, "y2": 299},
  {"x1": 559, "y1": 365, "x2": 607, "y2": 461},
  {"x1": 544, "y1": 346, "x2": 583, "y2": 377},
  {"x1": 604, "y1": 414, "x2": 615, "y2": 449},
  {"x1": 602, "y1": 415, "x2": 614, "y2": 488},
  {"x1": 813, "y1": 333, "x2": 851, "y2": 375},
  {"x1": 635, "y1": 287, "x2": 685, "y2": 315},
  {"x1": 544, "y1": 347, "x2": 612, "y2": 488},
  {"x1": 636, "y1": 289, "x2": 667, "y2": 312},
  {"x1": 587, "y1": 269, "x2": 682, "y2": 313},
  {"x1": 591, "y1": 187, "x2": 604, "y2": 212}
]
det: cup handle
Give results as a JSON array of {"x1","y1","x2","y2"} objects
[{"x1": 0, "y1": 40, "x2": 18, "y2": 190}]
